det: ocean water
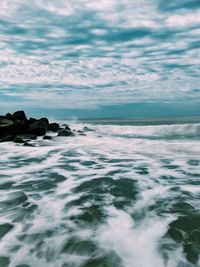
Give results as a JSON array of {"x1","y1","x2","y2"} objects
[{"x1": 0, "y1": 118, "x2": 200, "y2": 267}]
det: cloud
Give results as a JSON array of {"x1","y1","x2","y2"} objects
[
  {"x1": 0, "y1": 0, "x2": 199, "y2": 113},
  {"x1": 166, "y1": 11, "x2": 200, "y2": 28}
]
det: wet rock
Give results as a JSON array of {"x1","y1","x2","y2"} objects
[
  {"x1": 77, "y1": 130, "x2": 86, "y2": 136},
  {"x1": 62, "y1": 123, "x2": 70, "y2": 128},
  {"x1": 43, "y1": 135, "x2": 52, "y2": 140},
  {"x1": 13, "y1": 110, "x2": 27, "y2": 122},
  {"x1": 0, "y1": 135, "x2": 14, "y2": 142},
  {"x1": 0, "y1": 223, "x2": 14, "y2": 239},
  {"x1": 23, "y1": 142, "x2": 35, "y2": 147},
  {"x1": 14, "y1": 137, "x2": 25, "y2": 144},
  {"x1": 17, "y1": 134, "x2": 37, "y2": 141},
  {"x1": 83, "y1": 126, "x2": 94, "y2": 132},
  {"x1": 0, "y1": 111, "x2": 85, "y2": 144},
  {"x1": 58, "y1": 129, "x2": 74, "y2": 137},
  {"x1": 28, "y1": 128, "x2": 46, "y2": 136},
  {"x1": 5, "y1": 113, "x2": 13, "y2": 119},
  {"x1": 28, "y1": 117, "x2": 37, "y2": 124},
  {"x1": 0, "y1": 124, "x2": 27, "y2": 136},
  {"x1": 48, "y1": 123, "x2": 60, "y2": 132},
  {"x1": 0, "y1": 118, "x2": 14, "y2": 127},
  {"x1": 29, "y1": 117, "x2": 49, "y2": 131},
  {"x1": 64, "y1": 126, "x2": 71, "y2": 131}
]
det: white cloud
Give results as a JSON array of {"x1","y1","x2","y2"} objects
[{"x1": 166, "y1": 11, "x2": 200, "y2": 28}]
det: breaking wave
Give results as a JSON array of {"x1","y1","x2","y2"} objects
[{"x1": 0, "y1": 121, "x2": 200, "y2": 267}]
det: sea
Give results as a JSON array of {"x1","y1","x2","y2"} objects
[{"x1": 0, "y1": 116, "x2": 200, "y2": 267}]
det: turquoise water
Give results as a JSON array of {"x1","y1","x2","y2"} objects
[{"x1": 0, "y1": 120, "x2": 200, "y2": 267}]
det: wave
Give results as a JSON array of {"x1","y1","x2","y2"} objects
[
  {"x1": 0, "y1": 121, "x2": 200, "y2": 267},
  {"x1": 87, "y1": 122, "x2": 200, "y2": 140}
]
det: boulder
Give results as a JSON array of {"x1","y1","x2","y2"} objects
[
  {"x1": 62, "y1": 123, "x2": 70, "y2": 128},
  {"x1": 83, "y1": 126, "x2": 94, "y2": 132},
  {"x1": 48, "y1": 123, "x2": 60, "y2": 132},
  {"x1": 5, "y1": 113, "x2": 13, "y2": 119},
  {"x1": 0, "y1": 118, "x2": 14, "y2": 127},
  {"x1": 23, "y1": 142, "x2": 35, "y2": 147},
  {"x1": 57, "y1": 129, "x2": 74, "y2": 137},
  {"x1": 12, "y1": 110, "x2": 27, "y2": 122},
  {"x1": 28, "y1": 128, "x2": 46, "y2": 136},
  {"x1": 43, "y1": 135, "x2": 53, "y2": 140},
  {"x1": 14, "y1": 137, "x2": 25, "y2": 144},
  {"x1": 17, "y1": 134, "x2": 37, "y2": 140},
  {"x1": 0, "y1": 135, "x2": 14, "y2": 142},
  {"x1": 28, "y1": 117, "x2": 37, "y2": 124},
  {"x1": 29, "y1": 117, "x2": 49, "y2": 131},
  {"x1": 0, "y1": 124, "x2": 27, "y2": 136},
  {"x1": 77, "y1": 130, "x2": 86, "y2": 136}
]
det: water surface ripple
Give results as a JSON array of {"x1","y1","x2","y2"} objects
[{"x1": 0, "y1": 122, "x2": 200, "y2": 267}]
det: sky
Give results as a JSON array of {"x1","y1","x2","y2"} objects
[{"x1": 0, "y1": 0, "x2": 200, "y2": 118}]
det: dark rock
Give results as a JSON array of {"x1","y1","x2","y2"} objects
[
  {"x1": 62, "y1": 123, "x2": 70, "y2": 128},
  {"x1": 57, "y1": 129, "x2": 74, "y2": 137},
  {"x1": 28, "y1": 117, "x2": 37, "y2": 124},
  {"x1": 14, "y1": 137, "x2": 25, "y2": 144},
  {"x1": 5, "y1": 113, "x2": 13, "y2": 119},
  {"x1": 0, "y1": 118, "x2": 14, "y2": 127},
  {"x1": 29, "y1": 117, "x2": 49, "y2": 131},
  {"x1": 0, "y1": 135, "x2": 14, "y2": 142},
  {"x1": 64, "y1": 126, "x2": 71, "y2": 131},
  {"x1": 83, "y1": 126, "x2": 94, "y2": 132},
  {"x1": 12, "y1": 110, "x2": 27, "y2": 122},
  {"x1": 43, "y1": 135, "x2": 52, "y2": 140},
  {"x1": 17, "y1": 134, "x2": 37, "y2": 141},
  {"x1": 77, "y1": 130, "x2": 86, "y2": 136},
  {"x1": 23, "y1": 142, "x2": 35, "y2": 147},
  {"x1": 0, "y1": 124, "x2": 28, "y2": 136},
  {"x1": 28, "y1": 128, "x2": 46, "y2": 136},
  {"x1": 48, "y1": 123, "x2": 60, "y2": 132}
]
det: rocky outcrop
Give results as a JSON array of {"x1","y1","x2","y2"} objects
[
  {"x1": 58, "y1": 129, "x2": 74, "y2": 137},
  {"x1": 48, "y1": 123, "x2": 60, "y2": 132},
  {"x1": 0, "y1": 110, "x2": 75, "y2": 145}
]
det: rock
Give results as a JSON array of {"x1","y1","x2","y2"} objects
[
  {"x1": 0, "y1": 124, "x2": 28, "y2": 136},
  {"x1": 29, "y1": 117, "x2": 49, "y2": 131},
  {"x1": 5, "y1": 113, "x2": 13, "y2": 119},
  {"x1": 23, "y1": 142, "x2": 35, "y2": 147},
  {"x1": 28, "y1": 128, "x2": 46, "y2": 136},
  {"x1": 62, "y1": 123, "x2": 70, "y2": 128},
  {"x1": 28, "y1": 117, "x2": 37, "y2": 124},
  {"x1": 14, "y1": 134, "x2": 37, "y2": 143},
  {"x1": 83, "y1": 126, "x2": 94, "y2": 132},
  {"x1": 14, "y1": 137, "x2": 25, "y2": 144},
  {"x1": 43, "y1": 135, "x2": 52, "y2": 140},
  {"x1": 0, "y1": 111, "x2": 84, "y2": 144},
  {"x1": 0, "y1": 118, "x2": 14, "y2": 127},
  {"x1": 77, "y1": 130, "x2": 86, "y2": 136},
  {"x1": 17, "y1": 134, "x2": 37, "y2": 140},
  {"x1": 0, "y1": 135, "x2": 14, "y2": 142},
  {"x1": 12, "y1": 110, "x2": 27, "y2": 122},
  {"x1": 57, "y1": 129, "x2": 74, "y2": 137},
  {"x1": 48, "y1": 123, "x2": 60, "y2": 132}
]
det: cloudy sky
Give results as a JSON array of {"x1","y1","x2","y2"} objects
[{"x1": 0, "y1": 0, "x2": 199, "y2": 118}]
